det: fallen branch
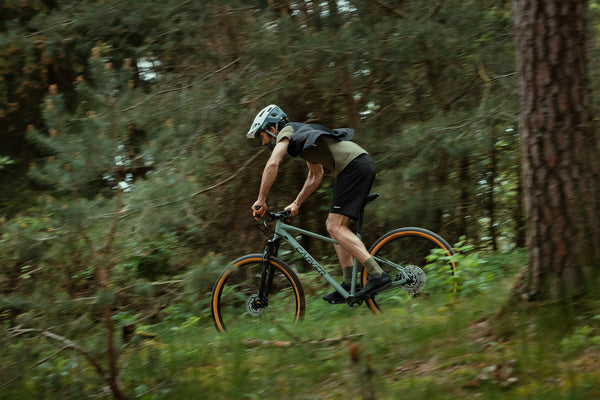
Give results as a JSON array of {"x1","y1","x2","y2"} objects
[
  {"x1": 244, "y1": 333, "x2": 363, "y2": 348},
  {"x1": 9, "y1": 328, "x2": 109, "y2": 392},
  {"x1": 39, "y1": 330, "x2": 108, "y2": 379}
]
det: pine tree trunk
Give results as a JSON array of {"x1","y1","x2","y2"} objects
[
  {"x1": 513, "y1": 0, "x2": 600, "y2": 301},
  {"x1": 513, "y1": 163, "x2": 526, "y2": 248},
  {"x1": 458, "y1": 157, "x2": 470, "y2": 239},
  {"x1": 488, "y1": 130, "x2": 498, "y2": 251},
  {"x1": 434, "y1": 148, "x2": 449, "y2": 235},
  {"x1": 104, "y1": 306, "x2": 126, "y2": 400}
]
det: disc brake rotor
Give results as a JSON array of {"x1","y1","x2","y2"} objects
[
  {"x1": 401, "y1": 265, "x2": 426, "y2": 294},
  {"x1": 246, "y1": 294, "x2": 266, "y2": 317}
]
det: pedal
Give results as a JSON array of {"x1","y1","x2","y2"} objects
[{"x1": 328, "y1": 298, "x2": 346, "y2": 305}]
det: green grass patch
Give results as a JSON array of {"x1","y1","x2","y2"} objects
[{"x1": 3, "y1": 249, "x2": 600, "y2": 399}]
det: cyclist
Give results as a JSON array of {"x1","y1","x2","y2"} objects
[{"x1": 247, "y1": 104, "x2": 391, "y2": 301}]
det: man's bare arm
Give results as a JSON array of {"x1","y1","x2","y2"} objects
[
  {"x1": 252, "y1": 138, "x2": 289, "y2": 217},
  {"x1": 286, "y1": 161, "x2": 324, "y2": 215}
]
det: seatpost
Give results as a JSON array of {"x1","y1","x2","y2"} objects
[
  {"x1": 355, "y1": 207, "x2": 365, "y2": 239},
  {"x1": 356, "y1": 193, "x2": 378, "y2": 239},
  {"x1": 350, "y1": 193, "x2": 378, "y2": 297}
]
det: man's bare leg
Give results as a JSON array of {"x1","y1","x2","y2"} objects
[
  {"x1": 327, "y1": 213, "x2": 390, "y2": 295},
  {"x1": 326, "y1": 213, "x2": 372, "y2": 264},
  {"x1": 327, "y1": 213, "x2": 384, "y2": 276},
  {"x1": 323, "y1": 213, "x2": 389, "y2": 301}
]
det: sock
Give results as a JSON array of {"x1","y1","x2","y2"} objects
[
  {"x1": 342, "y1": 266, "x2": 354, "y2": 286},
  {"x1": 363, "y1": 257, "x2": 384, "y2": 278}
]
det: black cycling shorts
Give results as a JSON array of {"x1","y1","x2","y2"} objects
[{"x1": 329, "y1": 153, "x2": 376, "y2": 220}]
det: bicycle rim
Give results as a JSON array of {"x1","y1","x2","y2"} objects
[
  {"x1": 211, "y1": 254, "x2": 305, "y2": 333},
  {"x1": 364, "y1": 228, "x2": 457, "y2": 313}
]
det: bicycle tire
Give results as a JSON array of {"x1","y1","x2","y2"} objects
[
  {"x1": 363, "y1": 227, "x2": 457, "y2": 313},
  {"x1": 211, "y1": 254, "x2": 306, "y2": 333}
]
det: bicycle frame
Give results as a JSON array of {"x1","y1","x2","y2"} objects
[
  {"x1": 259, "y1": 216, "x2": 412, "y2": 303},
  {"x1": 271, "y1": 220, "x2": 353, "y2": 297}
]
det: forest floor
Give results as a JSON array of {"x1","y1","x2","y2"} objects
[
  {"x1": 148, "y1": 261, "x2": 600, "y2": 400},
  {"x1": 4, "y1": 251, "x2": 600, "y2": 400}
]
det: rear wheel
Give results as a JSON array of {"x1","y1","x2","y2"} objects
[
  {"x1": 211, "y1": 254, "x2": 305, "y2": 333},
  {"x1": 363, "y1": 227, "x2": 457, "y2": 313}
]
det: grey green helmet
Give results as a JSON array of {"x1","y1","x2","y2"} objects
[{"x1": 246, "y1": 104, "x2": 287, "y2": 139}]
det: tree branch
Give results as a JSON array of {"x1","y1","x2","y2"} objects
[
  {"x1": 120, "y1": 57, "x2": 241, "y2": 112},
  {"x1": 190, "y1": 149, "x2": 263, "y2": 197},
  {"x1": 374, "y1": 0, "x2": 405, "y2": 17}
]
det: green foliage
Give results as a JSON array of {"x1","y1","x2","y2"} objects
[
  {"x1": 0, "y1": 155, "x2": 14, "y2": 169},
  {"x1": 5, "y1": 256, "x2": 600, "y2": 399},
  {"x1": 2, "y1": 0, "x2": 519, "y2": 250},
  {"x1": 560, "y1": 323, "x2": 600, "y2": 357},
  {"x1": 425, "y1": 238, "x2": 483, "y2": 298},
  {"x1": 425, "y1": 242, "x2": 526, "y2": 300},
  {"x1": 118, "y1": 233, "x2": 183, "y2": 280},
  {"x1": 1, "y1": 1, "x2": 596, "y2": 398},
  {"x1": 27, "y1": 52, "x2": 161, "y2": 195}
]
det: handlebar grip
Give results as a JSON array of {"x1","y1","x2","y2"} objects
[
  {"x1": 268, "y1": 209, "x2": 292, "y2": 220},
  {"x1": 253, "y1": 206, "x2": 263, "y2": 221}
]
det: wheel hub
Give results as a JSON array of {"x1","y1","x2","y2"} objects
[{"x1": 246, "y1": 294, "x2": 266, "y2": 316}]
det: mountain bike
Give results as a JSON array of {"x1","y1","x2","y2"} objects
[{"x1": 211, "y1": 193, "x2": 457, "y2": 333}]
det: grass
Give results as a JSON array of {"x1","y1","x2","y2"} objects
[
  {"x1": 4, "y1": 250, "x2": 600, "y2": 399},
  {"x1": 121, "y1": 251, "x2": 600, "y2": 400},
  {"x1": 145, "y1": 305, "x2": 600, "y2": 399}
]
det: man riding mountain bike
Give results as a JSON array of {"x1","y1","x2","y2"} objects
[{"x1": 247, "y1": 104, "x2": 391, "y2": 301}]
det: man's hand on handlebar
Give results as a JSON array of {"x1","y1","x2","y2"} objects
[
  {"x1": 252, "y1": 201, "x2": 267, "y2": 220},
  {"x1": 284, "y1": 202, "x2": 299, "y2": 217}
]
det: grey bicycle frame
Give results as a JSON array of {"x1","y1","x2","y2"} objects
[
  {"x1": 271, "y1": 219, "x2": 360, "y2": 298},
  {"x1": 270, "y1": 217, "x2": 411, "y2": 300}
]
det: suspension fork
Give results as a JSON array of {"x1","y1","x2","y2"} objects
[{"x1": 257, "y1": 237, "x2": 281, "y2": 306}]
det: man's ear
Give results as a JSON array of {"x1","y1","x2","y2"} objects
[{"x1": 268, "y1": 126, "x2": 278, "y2": 135}]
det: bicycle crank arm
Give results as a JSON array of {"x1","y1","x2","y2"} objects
[
  {"x1": 345, "y1": 282, "x2": 394, "y2": 305},
  {"x1": 344, "y1": 295, "x2": 363, "y2": 307}
]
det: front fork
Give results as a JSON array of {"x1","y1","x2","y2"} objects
[{"x1": 255, "y1": 237, "x2": 281, "y2": 308}]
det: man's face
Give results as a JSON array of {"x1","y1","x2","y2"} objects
[{"x1": 259, "y1": 130, "x2": 276, "y2": 151}]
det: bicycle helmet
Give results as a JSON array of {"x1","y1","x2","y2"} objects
[{"x1": 246, "y1": 104, "x2": 287, "y2": 139}]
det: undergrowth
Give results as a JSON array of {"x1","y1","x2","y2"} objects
[{"x1": 3, "y1": 249, "x2": 600, "y2": 399}]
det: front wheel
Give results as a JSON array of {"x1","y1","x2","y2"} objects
[
  {"x1": 363, "y1": 227, "x2": 457, "y2": 313},
  {"x1": 211, "y1": 254, "x2": 306, "y2": 333}
]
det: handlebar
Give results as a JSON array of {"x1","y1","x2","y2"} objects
[
  {"x1": 253, "y1": 206, "x2": 292, "y2": 221},
  {"x1": 265, "y1": 209, "x2": 293, "y2": 221}
]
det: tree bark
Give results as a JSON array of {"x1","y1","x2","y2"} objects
[
  {"x1": 458, "y1": 157, "x2": 470, "y2": 239},
  {"x1": 512, "y1": 163, "x2": 526, "y2": 249},
  {"x1": 488, "y1": 129, "x2": 498, "y2": 251},
  {"x1": 512, "y1": 0, "x2": 600, "y2": 302}
]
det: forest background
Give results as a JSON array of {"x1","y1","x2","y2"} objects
[{"x1": 1, "y1": 1, "x2": 599, "y2": 399}]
